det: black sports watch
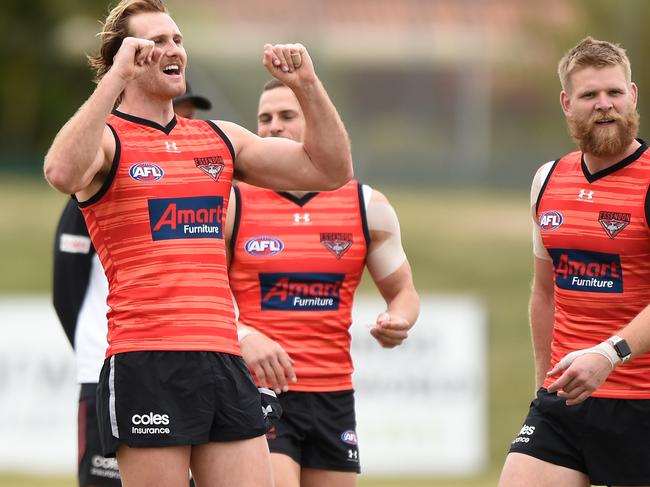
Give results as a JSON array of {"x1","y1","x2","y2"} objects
[{"x1": 608, "y1": 335, "x2": 632, "y2": 362}]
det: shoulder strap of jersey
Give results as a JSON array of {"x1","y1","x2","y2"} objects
[
  {"x1": 357, "y1": 182, "x2": 371, "y2": 246},
  {"x1": 229, "y1": 184, "x2": 243, "y2": 259}
]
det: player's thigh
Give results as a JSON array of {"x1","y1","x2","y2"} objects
[
  {"x1": 301, "y1": 467, "x2": 357, "y2": 487},
  {"x1": 116, "y1": 443, "x2": 191, "y2": 487},
  {"x1": 499, "y1": 452, "x2": 590, "y2": 487},
  {"x1": 270, "y1": 452, "x2": 301, "y2": 487},
  {"x1": 190, "y1": 435, "x2": 272, "y2": 487}
]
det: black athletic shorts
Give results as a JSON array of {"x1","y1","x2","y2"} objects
[
  {"x1": 96, "y1": 351, "x2": 267, "y2": 457},
  {"x1": 508, "y1": 388, "x2": 650, "y2": 486},
  {"x1": 266, "y1": 390, "x2": 360, "y2": 473},
  {"x1": 79, "y1": 383, "x2": 121, "y2": 486}
]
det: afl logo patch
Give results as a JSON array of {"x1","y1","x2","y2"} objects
[
  {"x1": 245, "y1": 237, "x2": 284, "y2": 256},
  {"x1": 340, "y1": 430, "x2": 358, "y2": 445},
  {"x1": 539, "y1": 210, "x2": 563, "y2": 231},
  {"x1": 129, "y1": 162, "x2": 164, "y2": 182}
]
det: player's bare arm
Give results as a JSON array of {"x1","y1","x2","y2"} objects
[
  {"x1": 529, "y1": 257, "x2": 555, "y2": 389},
  {"x1": 218, "y1": 44, "x2": 353, "y2": 191},
  {"x1": 529, "y1": 162, "x2": 557, "y2": 389},
  {"x1": 44, "y1": 37, "x2": 158, "y2": 199},
  {"x1": 365, "y1": 190, "x2": 420, "y2": 348}
]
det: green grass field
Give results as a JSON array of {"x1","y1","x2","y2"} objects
[
  {"x1": 0, "y1": 176, "x2": 533, "y2": 486},
  {"x1": 0, "y1": 471, "x2": 503, "y2": 487}
]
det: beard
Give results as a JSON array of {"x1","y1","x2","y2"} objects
[{"x1": 567, "y1": 108, "x2": 640, "y2": 157}]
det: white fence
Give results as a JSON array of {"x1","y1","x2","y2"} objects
[{"x1": 0, "y1": 295, "x2": 486, "y2": 476}]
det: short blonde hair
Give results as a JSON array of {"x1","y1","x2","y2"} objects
[
  {"x1": 263, "y1": 78, "x2": 286, "y2": 92},
  {"x1": 88, "y1": 0, "x2": 168, "y2": 83},
  {"x1": 558, "y1": 37, "x2": 631, "y2": 93}
]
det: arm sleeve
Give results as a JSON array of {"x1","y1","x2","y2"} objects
[
  {"x1": 365, "y1": 188, "x2": 408, "y2": 282},
  {"x1": 52, "y1": 198, "x2": 96, "y2": 348},
  {"x1": 531, "y1": 162, "x2": 554, "y2": 261}
]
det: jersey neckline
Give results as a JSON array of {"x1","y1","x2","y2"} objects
[
  {"x1": 276, "y1": 191, "x2": 319, "y2": 207},
  {"x1": 581, "y1": 138, "x2": 648, "y2": 183},
  {"x1": 111, "y1": 109, "x2": 178, "y2": 135}
]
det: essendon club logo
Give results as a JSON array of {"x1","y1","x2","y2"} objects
[
  {"x1": 195, "y1": 156, "x2": 224, "y2": 181},
  {"x1": 598, "y1": 211, "x2": 630, "y2": 239},
  {"x1": 320, "y1": 232, "x2": 353, "y2": 259}
]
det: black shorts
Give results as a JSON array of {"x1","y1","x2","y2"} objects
[
  {"x1": 508, "y1": 388, "x2": 650, "y2": 485},
  {"x1": 266, "y1": 390, "x2": 360, "y2": 473},
  {"x1": 97, "y1": 351, "x2": 266, "y2": 457},
  {"x1": 79, "y1": 383, "x2": 122, "y2": 486}
]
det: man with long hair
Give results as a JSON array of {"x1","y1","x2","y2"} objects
[{"x1": 43, "y1": 1, "x2": 352, "y2": 485}]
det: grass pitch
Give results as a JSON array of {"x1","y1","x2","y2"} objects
[
  {"x1": 0, "y1": 471, "x2": 503, "y2": 486},
  {"x1": 0, "y1": 176, "x2": 533, "y2": 486}
]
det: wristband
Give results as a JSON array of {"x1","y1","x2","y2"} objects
[
  {"x1": 607, "y1": 335, "x2": 632, "y2": 362},
  {"x1": 557, "y1": 341, "x2": 619, "y2": 370},
  {"x1": 237, "y1": 327, "x2": 259, "y2": 342}
]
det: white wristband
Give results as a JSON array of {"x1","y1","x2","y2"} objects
[
  {"x1": 558, "y1": 341, "x2": 620, "y2": 370},
  {"x1": 237, "y1": 327, "x2": 259, "y2": 342}
]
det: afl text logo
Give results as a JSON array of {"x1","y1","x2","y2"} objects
[
  {"x1": 129, "y1": 162, "x2": 164, "y2": 182},
  {"x1": 245, "y1": 237, "x2": 284, "y2": 256},
  {"x1": 340, "y1": 430, "x2": 358, "y2": 445},
  {"x1": 539, "y1": 210, "x2": 563, "y2": 231}
]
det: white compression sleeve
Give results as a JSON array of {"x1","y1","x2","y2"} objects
[
  {"x1": 531, "y1": 162, "x2": 554, "y2": 261},
  {"x1": 365, "y1": 190, "x2": 407, "y2": 281}
]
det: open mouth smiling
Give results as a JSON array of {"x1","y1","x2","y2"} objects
[{"x1": 163, "y1": 64, "x2": 181, "y2": 76}]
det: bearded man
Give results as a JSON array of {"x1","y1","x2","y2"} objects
[{"x1": 499, "y1": 37, "x2": 650, "y2": 487}]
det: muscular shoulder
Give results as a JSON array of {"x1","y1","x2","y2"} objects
[{"x1": 212, "y1": 120, "x2": 250, "y2": 157}]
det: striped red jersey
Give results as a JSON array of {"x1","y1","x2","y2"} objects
[
  {"x1": 229, "y1": 180, "x2": 370, "y2": 391},
  {"x1": 79, "y1": 111, "x2": 238, "y2": 358},
  {"x1": 537, "y1": 141, "x2": 650, "y2": 398}
]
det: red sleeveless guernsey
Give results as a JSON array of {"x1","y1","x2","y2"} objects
[
  {"x1": 79, "y1": 111, "x2": 238, "y2": 358},
  {"x1": 229, "y1": 180, "x2": 369, "y2": 391},
  {"x1": 537, "y1": 142, "x2": 650, "y2": 398}
]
